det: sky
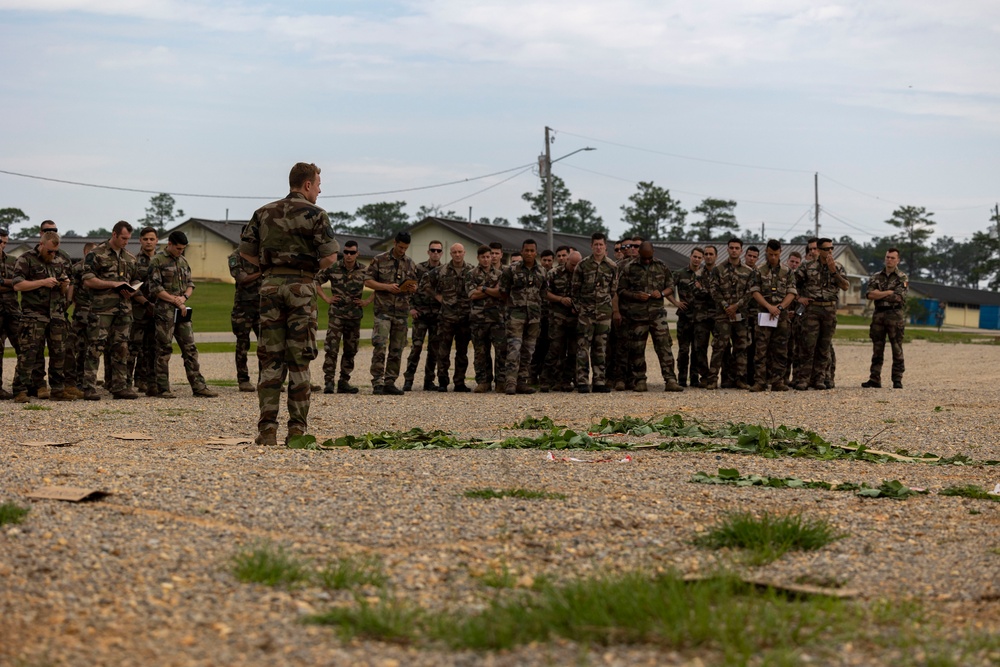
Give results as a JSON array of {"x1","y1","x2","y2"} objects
[{"x1": 2, "y1": 0, "x2": 999, "y2": 245}]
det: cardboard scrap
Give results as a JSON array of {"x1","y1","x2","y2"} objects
[
  {"x1": 830, "y1": 442, "x2": 939, "y2": 463},
  {"x1": 111, "y1": 432, "x2": 154, "y2": 441},
  {"x1": 26, "y1": 486, "x2": 110, "y2": 502},
  {"x1": 20, "y1": 439, "x2": 79, "y2": 448},
  {"x1": 205, "y1": 437, "x2": 252, "y2": 446},
  {"x1": 682, "y1": 573, "x2": 859, "y2": 600}
]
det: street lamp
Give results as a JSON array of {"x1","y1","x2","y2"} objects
[{"x1": 542, "y1": 126, "x2": 595, "y2": 252}]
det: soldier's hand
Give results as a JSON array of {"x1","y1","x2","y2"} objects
[
  {"x1": 145, "y1": 302, "x2": 156, "y2": 317},
  {"x1": 331, "y1": 295, "x2": 341, "y2": 303},
  {"x1": 635, "y1": 292, "x2": 650, "y2": 302},
  {"x1": 768, "y1": 305, "x2": 780, "y2": 318},
  {"x1": 677, "y1": 301, "x2": 689, "y2": 311},
  {"x1": 388, "y1": 283, "x2": 401, "y2": 294},
  {"x1": 42, "y1": 277, "x2": 59, "y2": 288},
  {"x1": 613, "y1": 311, "x2": 622, "y2": 325},
  {"x1": 352, "y1": 298, "x2": 363, "y2": 306},
  {"x1": 409, "y1": 308, "x2": 418, "y2": 317},
  {"x1": 725, "y1": 304, "x2": 738, "y2": 317}
]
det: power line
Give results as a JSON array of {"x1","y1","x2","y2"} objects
[
  {"x1": 439, "y1": 167, "x2": 534, "y2": 209},
  {"x1": 776, "y1": 207, "x2": 817, "y2": 240}
]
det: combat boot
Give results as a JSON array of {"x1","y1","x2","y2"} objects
[
  {"x1": 516, "y1": 385, "x2": 536, "y2": 394},
  {"x1": 423, "y1": 379, "x2": 436, "y2": 391},
  {"x1": 664, "y1": 380, "x2": 684, "y2": 393},
  {"x1": 592, "y1": 384, "x2": 611, "y2": 393},
  {"x1": 0, "y1": 388, "x2": 13, "y2": 400},
  {"x1": 473, "y1": 383, "x2": 491, "y2": 393},
  {"x1": 454, "y1": 383, "x2": 471, "y2": 393},
  {"x1": 14, "y1": 391, "x2": 29, "y2": 403},
  {"x1": 113, "y1": 388, "x2": 139, "y2": 400},
  {"x1": 83, "y1": 388, "x2": 101, "y2": 401},
  {"x1": 892, "y1": 380, "x2": 903, "y2": 389},
  {"x1": 698, "y1": 378, "x2": 717, "y2": 390},
  {"x1": 135, "y1": 381, "x2": 147, "y2": 393},
  {"x1": 239, "y1": 381, "x2": 256, "y2": 392},
  {"x1": 285, "y1": 427, "x2": 305, "y2": 446},
  {"x1": 337, "y1": 381, "x2": 359, "y2": 394},
  {"x1": 861, "y1": 380, "x2": 881, "y2": 388},
  {"x1": 193, "y1": 387, "x2": 218, "y2": 398},
  {"x1": 402, "y1": 379, "x2": 413, "y2": 391},
  {"x1": 65, "y1": 386, "x2": 84, "y2": 399},
  {"x1": 37, "y1": 386, "x2": 50, "y2": 400},
  {"x1": 51, "y1": 389, "x2": 77, "y2": 401},
  {"x1": 505, "y1": 380, "x2": 517, "y2": 395},
  {"x1": 633, "y1": 380, "x2": 648, "y2": 392},
  {"x1": 748, "y1": 383, "x2": 767, "y2": 393},
  {"x1": 771, "y1": 382, "x2": 790, "y2": 392},
  {"x1": 614, "y1": 380, "x2": 626, "y2": 391},
  {"x1": 735, "y1": 380, "x2": 752, "y2": 390},
  {"x1": 382, "y1": 384, "x2": 404, "y2": 395},
  {"x1": 255, "y1": 428, "x2": 277, "y2": 447}
]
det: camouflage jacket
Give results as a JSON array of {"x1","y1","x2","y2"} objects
[
  {"x1": 429, "y1": 261, "x2": 473, "y2": 322},
  {"x1": 867, "y1": 267, "x2": 908, "y2": 309},
  {"x1": 545, "y1": 264, "x2": 577, "y2": 323},
  {"x1": 147, "y1": 250, "x2": 194, "y2": 299},
  {"x1": 410, "y1": 260, "x2": 442, "y2": 318},
  {"x1": 366, "y1": 249, "x2": 418, "y2": 317},
  {"x1": 499, "y1": 260, "x2": 546, "y2": 319},
  {"x1": 0, "y1": 250, "x2": 19, "y2": 310},
  {"x1": 795, "y1": 258, "x2": 849, "y2": 302},
  {"x1": 466, "y1": 264, "x2": 504, "y2": 323},
  {"x1": 319, "y1": 258, "x2": 367, "y2": 320},
  {"x1": 673, "y1": 265, "x2": 710, "y2": 322},
  {"x1": 228, "y1": 250, "x2": 261, "y2": 303},
  {"x1": 618, "y1": 258, "x2": 674, "y2": 321},
  {"x1": 750, "y1": 262, "x2": 797, "y2": 306},
  {"x1": 12, "y1": 247, "x2": 70, "y2": 321},
  {"x1": 81, "y1": 241, "x2": 139, "y2": 313},
  {"x1": 71, "y1": 258, "x2": 91, "y2": 314},
  {"x1": 707, "y1": 259, "x2": 755, "y2": 316},
  {"x1": 571, "y1": 255, "x2": 618, "y2": 319},
  {"x1": 239, "y1": 192, "x2": 339, "y2": 273}
]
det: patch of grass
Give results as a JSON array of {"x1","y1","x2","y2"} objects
[
  {"x1": 464, "y1": 488, "x2": 566, "y2": 500},
  {"x1": 693, "y1": 511, "x2": 845, "y2": 565},
  {"x1": 310, "y1": 594, "x2": 421, "y2": 643},
  {"x1": 206, "y1": 379, "x2": 237, "y2": 387},
  {"x1": 157, "y1": 407, "x2": 203, "y2": 417},
  {"x1": 475, "y1": 562, "x2": 516, "y2": 589},
  {"x1": 940, "y1": 485, "x2": 1000, "y2": 502},
  {"x1": 22, "y1": 404, "x2": 51, "y2": 411},
  {"x1": 317, "y1": 555, "x2": 387, "y2": 590},
  {"x1": 0, "y1": 502, "x2": 30, "y2": 525},
  {"x1": 231, "y1": 542, "x2": 312, "y2": 588}
]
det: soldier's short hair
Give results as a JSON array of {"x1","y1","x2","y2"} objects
[
  {"x1": 691, "y1": 247, "x2": 705, "y2": 256},
  {"x1": 555, "y1": 245, "x2": 570, "y2": 254},
  {"x1": 887, "y1": 247, "x2": 900, "y2": 256},
  {"x1": 112, "y1": 220, "x2": 133, "y2": 236},
  {"x1": 139, "y1": 226, "x2": 157, "y2": 237},
  {"x1": 489, "y1": 241, "x2": 503, "y2": 250},
  {"x1": 540, "y1": 249, "x2": 554, "y2": 258},
  {"x1": 818, "y1": 237, "x2": 832, "y2": 246},
  {"x1": 168, "y1": 231, "x2": 188, "y2": 246},
  {"x1": 344, "y1": 239, "x2": 358, "y2": 249},
  {"x1": 428, "y1": 239, "x2": 443, "y2": 249},
  {"x1": 0, "y1": 228, "x2": 8, "y2": 237},
  {"x1": 395, "y1": 231, "x2": 411, "y2": 244},
  {"x1": 806, "y1": 236, "x2": 819, "y2": 246},
  {"x1": 746, "y1": 245, "x2": 759, "y2": 254},
  {"x1": 41, "y1": 231, "x2": 60, "y2": 245},
  {"x1": 84, "y1": 242, "x2": 97, "y2": 254},
  {"x1": 631, "y1": 235, "x2": 644, "y2": 243},
  {"x1": 789, "y1": 250, "x2": 802, "y2": 259},
  {"x1": 766, "y1": 239, "x2": 781, "y2": 251},
  {"x1": 727, "y1": 237, "x2": 743, "y2": 248},
  {"x1": 705, "y1": 245, "x2": 717, "y2": 254},
  {"x1": 477, "y1": 245, "x2": 491, "y2": 256},
  {"x1": 289, "y1": 162, "x2": 320, "y2": 190},
  {"x1": 521, "y1": 238, "x2": 536, "y2": 249},
  {"x1": 591, "y1": 232, "x2": 606, "y2": 242}
]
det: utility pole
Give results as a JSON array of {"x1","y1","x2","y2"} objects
[
  {"x1": 814, "y1": 172, "x2": 820, "y2": 238},
  {"x1": 545, "y1": 126, "x2": 554, "y2": 253}
]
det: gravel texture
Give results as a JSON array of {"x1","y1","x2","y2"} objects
[{"x1": 1, "y1": 339, "x2": 999, "y2": 666}]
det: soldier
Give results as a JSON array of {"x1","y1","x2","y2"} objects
[
  {"x1": 863, "y1": 247, "x2": 908, "y2": 389},
  {"x1": 228, "y1": 244, "x2": 262, "y2": 392},
  {"x1": 124, "y1": 229, "x2": 158, "y2": 393},
  {"x1": 489, "y1": 242, "x2": 504, "y2": 271},
  {"x1": 743, "y1": 245, "x2": 760, "y2": 386},
  {"x1": 673, "y1": 247, "x2": 705, "y2": 387},
  {"x1": 793, "y1": 238, "x2": 849, "y2": 391},
  {"x1": 466, "y1": 245, "x2": 505, "y2": 393},
  {"x1": 147, "y1": 231, "x2": 218, "y2": 400},
  {"x1": 618, "y1": 241, "x2": 683, "y2": 392},
  {"x1": 429, "y1": 243, "x2": 473, "y2": 392},
  {"x1": 690, "y1": 246, "x2": 718, "y2": 389},
  {"x1": 81, "y1": 221, "x2": 150, "y2": 400},
  {"x1": 783, "y1": 250, "x2": 803, "y2": 384},
  {"x1": 530, "y1": 248, "x2": 555, "y2": 385},
  {"x1": 748, "y1": 240, "x2": 796, "y2": 392},
  {"x1": 498, "y1": 238, "x2": 545, "y2": 394},
  {"x1": 608, "y1": 237, "x2": 641, "y2": 390},
  {"x1": 62, "y1": 241, "x2": 97, "y2": 399},
  {"x1": 702, "y1": 238, "x2": 754, "y2": 390},
  {"x1": 12, "y1": 231, "x2": 71, "y2": 402},
  {"x1": 571, "y1": 232, "x2": 618, "y2": 393},
  {"x1": 403, "y1": 240, "x2": 443, "y2": 392},
  {"x1": 365, "y1": 231, "x2": 417, "y2": 395},
  {"x1": 317, "y1": 239, "x2": 370, "y2": 394},
  {"x1": 541, "y1": 249, "x2": 579, "y2": 392},
  {"x1": 28, "y1": 220, "x2": 73, "y2": 398},
  {"x1": 0, "y1": 229, "x2": 23, "y2": 399},
  {"x1": 239, "y1": 163, "x2": 337, "y2": 445}
]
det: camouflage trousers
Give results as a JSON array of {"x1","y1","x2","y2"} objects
[
  {"x1": 793, "y1": 304, "x2": 837, "y2": 388},
  {"x1": 786, "y1": 316, "x2": 802, "y2": 382},
  {"x1": 323, "y1": 315, "x2": 361, "y2": 384},
  {"x1": 675, "y1": 315, "x2": 698, "y2": 385},
  {"x1": 753, "y1": 315, "x2": 790, "y2": 386},
  {"x1": 0, "y1": 304, "x2": 23, "y2": 392},
  {"x1": 542, "y1": 315, "x2": 577, "y2": 389},
  {"x1": 744, "y1": 311, "x2": 759, "y2": 385},
  {"x1": 16, "y1": 316, "x2": 66, "y2": 392},
  {"x1": 231, "y1": 299, "x2": 261, "y2": 384},
  {"x1": 256, "y1": 277, "x2": 317, "y2": 434},
  {"x1": 606, "y1": 316, "x2": 627, "y2": 385},
  {"x1": 370, "y1": 312, "x2": 408, "y2": 388},
  {"x1": 153, "y1": 302, "x2": 209, "y2": 394},
  {"x1": 689, "y1": 317, "x2": 714, "y2": 385},
  {"x1": 576, "y1": 313, "x2": 611, "y2": 386},
  {"x1": 504, "y1": 310, "x2": 540, "y2": 388},
  {"x1": 628, "y1": 312, "x2": 678, "y2": 385},
  {"x1": 403, "y1": 315, "x2": 438, "y2": 385},
  {"x1": 708, "y1": 315, "x2": 749, "y2": 383},
  {"x1": 64, "y1": 308, "x2": 88, "y2": 389},
  {"x1": 869, "y1": 309, "x2": 905, "y2": 382},
  {"x1": 530, "y1": 315, "x2": 549, "y2": 383},
  {"x1": 84, "y1": 308, "x2": 133, "y2": 393},
  {"x1": 27, "y1": 314, "x2": 69, "y2": 391},
  {"x1": 436, "y1": 315, "x2": 471, "y2": 386},
  {"x1": 470, "y1": 318, "x2": 506, "y2": 386},
  {"x1": 126, "y1": 309, "x2": 156, "y2": 389}
]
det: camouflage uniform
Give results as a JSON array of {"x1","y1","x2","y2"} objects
[
  {"x1": 366, "y1": 249, "x2": 417, "y2": 390},
  {"x1": 571, "y1": 255, "x2": 618, "y2": 388},
  {"x1": 29, "y1": 247, "x2": 73, "y2": 393},
  {"x1": 607, "y1": 256, "x2": 632, "y2": 389},
  {"x1": 689, "y1": 267, "x2": 716, "y2": 386},
  {"x1": 240, "y1": 191, "x2": 338, "y2": 435},
  {"x1": 318, "y1": 258, "x2": 366, "y2": 386},
  {"x1": 147, "y1": 250, "x2": 210, "y2": 395},
  {"x1": 529, "y1": 266, "x2": 551, "y2": 385},
  {"x1": 12, "y1": 248, "x2": 70, "y2": 395},
  {"x1": 81, "y1": 242, "x2": 139, "y2": 395},
  {"x1": 126, "y1": 251, "x2": 157, "y2": 390},
  {"x1": 705, "y1": 259, "x2": 755, "y2": 386},
  {"x1": 64, "y1": 258, "x2": 90, "y2": 391},
  {"x1": 429, "y1": 261, "x2": 473, "y2": 388},
  {"x1": 673, "y1": 265, "x2": 707, "y2": 386},
  {"x1": 541, "y1": 264, "x2": 577, "y2": 391},
  {"x1": 749, "y1": 262, "x2": 796, "y2": 387},
  {"x1": 228, "y1": 250, "x2": 261, "y2": 385},
  {"x1": 618, "y1": 258, "x2": 680, "y2": 387},
  {"x1": 466, "y1": 264, "x2": 506, "y2": 388},
  {"x1": 499, "y1": 260, "x2": 546, "y2": 390},
  {"x1": 0, "y1": 249, "x2": 23, "y2": 395},
  {"x1": 867, "y1": 267, "x2": 908, "y2": 384},
  {"x1": 793, "y1": 258, "x2": 849, "y2": 389},
  {"x1": 403, "y1": 260, "x2": 440, "y2": 389}
]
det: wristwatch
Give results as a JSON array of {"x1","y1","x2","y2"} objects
[{"x1": 777, "y1": 305, "x2": 784, "y2": 311}]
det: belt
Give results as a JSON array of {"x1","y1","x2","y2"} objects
[
  {"x1": 263, "y1": 267, "x2": 315, "y2": 277},
  {"x1": 810, "y1": 300, "x2": 837, "y2": 306},
  {"x1": 875, "y1": 305, "x2": 902, "y2": 311}
]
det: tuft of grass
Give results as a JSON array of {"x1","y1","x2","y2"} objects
[
  {"x1": 475, "y1": 562, "x2": 516, "y2": 589},
  {"x1": 206, "y1": 379, "x2": 237, "y2": 387},
  {"x1": 231, "y1": 542, "x2": 312, "y2": 588},
  {"x1": 693, "y1": 511, "x2": 846, "y2": 565},
  {"x1": 464, "y1": 488, "x2": 566, "y2": 500},
  {"x1": 0, "y1": 502, "x2": 30, "y2": 525},
  {"x1": 308, "y1": 594, "x2": 421, "y2": 643},
  {"x1": 22, "y1": 404, "x2": 51, "y2": 411},
  {"x1": 940, "y1": 485, "x2": 1000, "y2": 502},
  {"x1": 317, "y1": 555, "x2": 387, "y2": 590}
]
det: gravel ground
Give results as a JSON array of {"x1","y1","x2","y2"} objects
[{"x1": 1, "y1": 339, "x2": 999, "y2": 666}]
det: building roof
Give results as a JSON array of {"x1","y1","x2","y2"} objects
[
  {"x1": 908, "y1": 281, "x2": 1000, "y2": 307},
  {"x1": 167, "y1": 218, "x2": 382, "y2": 259},
  {"x1": 5, "y1": 237, "x2": 107, "y2": 261}
]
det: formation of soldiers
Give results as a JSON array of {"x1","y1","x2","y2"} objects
[{"x1": 0, "y1": 222, "x2": 217, "y2": 402}]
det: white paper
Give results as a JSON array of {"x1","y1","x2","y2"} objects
[{"x1": 757, "y1": 312, "x2": 779, "y2": 328}]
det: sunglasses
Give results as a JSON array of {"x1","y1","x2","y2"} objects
[
  {"x1": 428, "y1": 248, "x2": 443, "y2": 253},
  {"x1": 343, "y1": 250, "x2": 357, "y2": 255}
]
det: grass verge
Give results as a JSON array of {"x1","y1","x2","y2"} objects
[
  {"x1": 231, "y1": 542, "x2": 312, "y2": 587},
  {"x1": 463, "y1": 488, "x2": 566, "y2": 500},
  {"x1": 693, "y1": 511, "x2": 845, "y2": 565},
  {"x1": 0, "y1": 502, "x2": 30, "y2": 525}
]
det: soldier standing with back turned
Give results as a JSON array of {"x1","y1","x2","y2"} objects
[{"x1": 228, "y1": 246, "x2": 262, "y2": 392}]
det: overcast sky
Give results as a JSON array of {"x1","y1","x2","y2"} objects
[{"x1": 2, "y1": 0, "x2": 998, "y2": 244}]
